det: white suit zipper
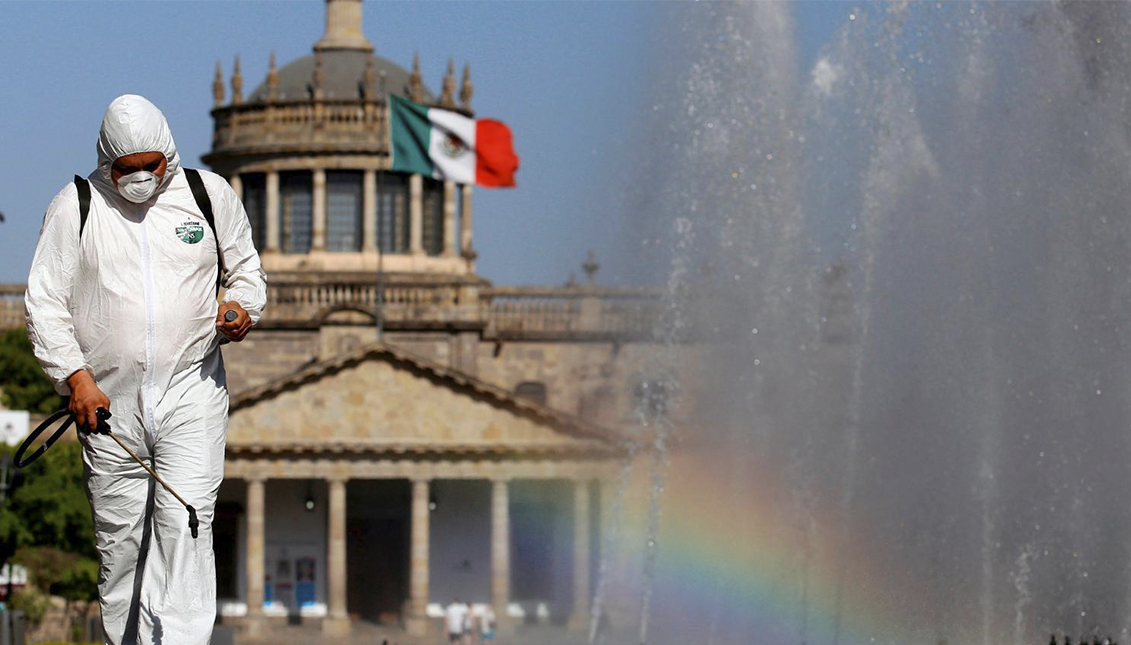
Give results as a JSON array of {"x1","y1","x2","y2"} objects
[{"x1": 138, "y1": 211, "x2": 159, "y2": 441}]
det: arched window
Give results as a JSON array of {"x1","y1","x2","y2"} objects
[
  {"x1": 326, "y1": 171, "x2": 362, "y2": 252},
  {"x1": 515, "y1": 381, "x2": 547, "y2": 406}
]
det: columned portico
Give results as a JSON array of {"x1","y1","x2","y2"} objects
[
  {"x1": 362, "y1": 169, "x2": 377, "y2": 253},
  {"x1": 491, "y1": 477, "x2": 512, "y2": 635},
  {"x1": 460, "y1": 184, "x2": 473, "y2": 257},
  {"x1": 264, "y1": 171, "x2": 280, "y2": 253},
  {"x1": 245, "y1": 477, "x2": 266, "y2": 636},
  {"x1": 409, "y1": 173, "x2": 424, "y2": 256},
  {"x1": 442, "y1": 180, "x2": 457, "y2": 256},
  {"x1": 407, "y1": 477, "x2": 431, "y2": 636},
  {"x1": 220, "y1": 342, "x2": 624, "y2": 635},
  {"x1": 569, "y1": 479, "x2": 591, "y2": 630},
  {"x1": 323, "y1": 476, "x2": 350, "y2": 635},
  {"x1": 229, "y1": 173, "x2": 243, "y2": 201},
  {"x1": 311, "y1": 168, "x2": 327, "y2": 252}
]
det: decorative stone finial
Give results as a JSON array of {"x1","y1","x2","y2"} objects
[
  {"x1": 314, "y1": 0, "x2": 374, "y2": 53},
  {"x1": 231, "y1": 55, "x2": 244, "y2": 105},
  {"x1": 363, "y1": 55, "x2": 377, "y2": 99},
  {"x1": 266, "y1": 50, "x2": 279, "y2": 102},
  {"x1": 313, "y1": 49, "x2": 326, "y2": 99},
  {"x1": 440, "y1": 58, "x2": 457, "y2": 108},
  {"x1": 212, "y1": 62, "x2": 225, "y2": 108},
  {"x1": 460, "y1": 63, "x2": 474, "y2": 111},
  {"x1": 409, "y1": 52, "x2": 424, "y2": 102},
  {"x1": 583, "y1": 251, "x2": 600, "y2": 284}
]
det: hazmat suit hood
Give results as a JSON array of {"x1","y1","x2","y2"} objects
[{"x1": 95, "y1": 94, "x2": 181, "y2": 193}]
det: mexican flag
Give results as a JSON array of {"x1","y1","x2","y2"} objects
[{"x1": 389, "y1": 94, "x2": 519, "y2": 188}]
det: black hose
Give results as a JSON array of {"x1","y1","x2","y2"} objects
[
  {"x1": 14, "y1": 408, "x2": 76, "y2": 468},
  {"x1": 14, "y1": 407, "x2": 199, "y2": 539}
]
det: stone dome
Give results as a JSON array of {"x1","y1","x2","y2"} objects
[{"x1": 249, "y1": 49, "x2": 435, "y2": 103}]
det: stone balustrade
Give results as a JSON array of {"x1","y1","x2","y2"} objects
[
  {"x1": 483, "y1": 286, "x2": 661, "y2": 340},
  {"x1": 209, "y1": 99, "x2": 388, "y2": 160},
  {"x1": 0, "y1": 280, "x2": 664, "y2": 340}
]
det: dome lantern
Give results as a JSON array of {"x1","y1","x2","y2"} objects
[{"x1": 314, "y1": 0, "x2": 374, "y2": 54}]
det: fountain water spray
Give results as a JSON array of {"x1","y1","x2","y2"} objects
[{"x1": 614, "y1": 2, "x2": 1131, "y2": 644}]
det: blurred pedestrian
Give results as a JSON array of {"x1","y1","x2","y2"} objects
[
  {"x1": 445, "y1": 598, "x2": 469, "y2": 644},
  {"x1": 479, "y1": 604, "x2": 496, "y2": 642}
]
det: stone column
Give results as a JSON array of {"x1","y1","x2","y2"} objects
[
  {"x1": 597, "y1": 478, "x2": 625, "y2": 630},
  {"x1": 407, "y1": 478, "x2": 431, "y2": 636},
  {"x1": 459, "y1": 184, "x2": 473, "y2": 256},
  {"x1": 265, "y1": 171, "x2": 280, "y2": 253},
  {"x1": 362, "y1": 169, "x2": 377, "y2": 253},
  {"x1": 409, "y1": 174, "x2": 424, "y2": 256},
  {"x1": 323, "y1": 477, "x2": 350, "y2": 635},
  {"x1": 569, "y1": 480, "x2": 591, "y2": 630},
  {"x1": 245, "y1": 478, "x2": 266, "y2": 637},
  {"x1": 229, "y1": 173, "x2": 243, "y2": 202},
  {"x1": 491, "y1": 478, "x2": 512, "y2": 634},
  {"x1": 312, "y1": 168, "x2": 327, "y2": 252},
  {"x1": 442, "y1": 180, "x2": 457, "y2": 256}
]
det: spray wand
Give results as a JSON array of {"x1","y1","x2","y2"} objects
[{"x1": 14, "y1": 310, "x2": 239, "y2": 538}]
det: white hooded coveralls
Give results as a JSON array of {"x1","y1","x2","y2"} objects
[{"x1": 25, "y1": 95, "x2": 266, "y2": 645}]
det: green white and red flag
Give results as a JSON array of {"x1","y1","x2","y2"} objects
[{"x1": 389, "y1": 94, "x2": 519, "y2": 188}]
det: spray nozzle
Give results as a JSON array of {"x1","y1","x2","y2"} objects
[{"x1": 187, "y1": 505, "x2": 199, "y2": 539}]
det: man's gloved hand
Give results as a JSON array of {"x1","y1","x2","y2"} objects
[
  {"x1": 216, "y1": 302, "x2": 252, "y2": 342},
  {"x1": 67, "y1": 369, "x2": 110, "y2": 433}
]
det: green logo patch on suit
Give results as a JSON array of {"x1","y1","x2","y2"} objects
[{"x1": 176, "y1": 220, "x2": 205, "y2": 244}]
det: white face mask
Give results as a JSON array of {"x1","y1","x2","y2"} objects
[{"x1": 117, "y1": 170, "x2": 160, "y2": 203}]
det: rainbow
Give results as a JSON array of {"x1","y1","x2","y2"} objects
[{"x1": 638, "y1": 445, "x2": 966, "y2": 645}]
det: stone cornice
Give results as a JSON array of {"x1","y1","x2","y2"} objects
[{"x1": 225, "y1": 455, "x2": 620, "y2": 481}]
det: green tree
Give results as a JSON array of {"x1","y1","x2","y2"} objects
[
  {"x1": 7, "y1": 443, "x2": 96, "y2": 560},
  {"x1": 0, "y1": 327, "x2": 62, "y2": 413},
  {"x1": 0, "y1": 442, "x2": 98, "y2": 608},
  {"x1": 12, "y1": 546, "x2": 97, "y2": 603}
]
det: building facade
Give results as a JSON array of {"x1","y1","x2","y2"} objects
[{"x1": 2, "y1": 0, "x2": 700, "y2": 638}]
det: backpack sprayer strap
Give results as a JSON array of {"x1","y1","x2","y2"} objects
[
  {"x1": 74, "y1": 170, "x2": 222, "y2": 293},
  {"x1": 183, "y1": 168, "x2": 225, "y2": 294},
  {"x1": 74, "y1": 175, "x2": 90, "y2": 236}
]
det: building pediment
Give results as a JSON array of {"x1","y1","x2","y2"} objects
[{"x1": 227, "y1": 342, "x2": 623, "y2": 458}]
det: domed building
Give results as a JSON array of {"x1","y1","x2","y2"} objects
[
  {"x1": 202, "y1": 0, "x2": 470, "y2": 280},
  {"x1": 2, "y1": 0, "x2": 701, "y2": 641}
]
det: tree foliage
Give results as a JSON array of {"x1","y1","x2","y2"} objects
[
  {"x1": 0, "y1": 327, "x2": 62, "y2": 414},
  {"x1": 12, "y1": 546, "x2": 97, "y2": 603},
  {"x1": 0, "y1": 320, "x2": 98, "y2": 610},
  {"x1": 0, "y1": 442, "x2": 98, "y2": 606}
]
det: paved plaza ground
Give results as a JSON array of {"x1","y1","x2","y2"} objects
[{"x1": 215, "y1": 622, "x2": 608, "y2": 645}]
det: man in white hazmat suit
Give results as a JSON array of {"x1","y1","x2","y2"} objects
[{"x1": 24, "y1": 94, "x2": 266, "y2": 645}]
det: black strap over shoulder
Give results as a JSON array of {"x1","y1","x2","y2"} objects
[
  {"x1": 184, "y1": 168, "x2": 225, "y2": 291},
  {"x1": 73, "y1": 169, "x2": 225, "y2": 292},
  {"x1": 74, "y1": 175, "x2": 90, "y2": 236}
]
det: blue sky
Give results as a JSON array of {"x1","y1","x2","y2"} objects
[{"x1": 0, "y1": 1, "x2": 846, "y2": 287}]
